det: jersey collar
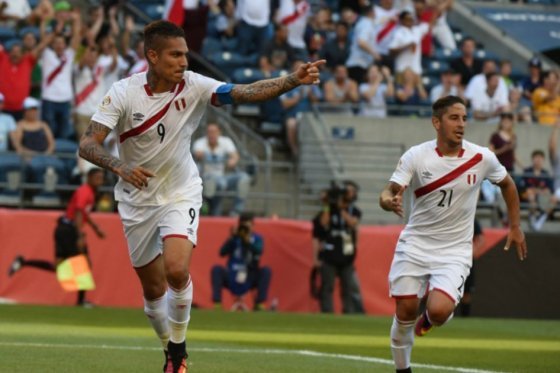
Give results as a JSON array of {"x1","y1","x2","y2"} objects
[{"x1": 435, "y1": 147, "x2": 465, "y2": 158}]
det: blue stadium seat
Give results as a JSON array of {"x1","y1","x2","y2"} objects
[
  {"x1": 232, "y1": 68, "x2": 265, "y2": 84},
  {"x1": 55, "y1": 139, "x2": 78, "y2": 178},
  {"x1": 18, "y1": 26, "x2": 40, "y2": 39},
  {"x1": 207, "y1": 51, "x2": 258, "y2": 77},
  {"x1": 0, "y1": 27, "x2": 16, "y2": 44},
  {"x1": 201, "y1": 37, "x2": 223, "y2": 58},
  {"x1": 433, "y1": 48, "x2": 461, "y2": 62},
  {"x1": 425, "y1": 60, "x2": 450, "y2": 75}
]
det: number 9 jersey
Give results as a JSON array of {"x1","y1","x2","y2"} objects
[
  {"x1": 91, "y1": 71, "x2": 225, "y2": 206},
  {"x1": 389, "y1": 139, "x2": 507, "y2": 265}
]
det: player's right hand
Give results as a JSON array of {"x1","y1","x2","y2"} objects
[{"x1": 118, "y1": 164, "x2": 155, "y2": 190}]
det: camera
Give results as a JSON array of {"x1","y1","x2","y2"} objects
[{"x1": 327, "y1": 181, "x2": 345, "y2": 206}]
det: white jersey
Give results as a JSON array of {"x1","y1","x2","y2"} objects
[
  {"x1": 389, "y1": 139, "x2": 507, "y2": 265},
  {"x1": 91, "y1": 71, "x2": 224, "y2": 206}
]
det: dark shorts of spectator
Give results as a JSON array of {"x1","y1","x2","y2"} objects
[{"x1": 54, "y1": 216, "x2": 88, "y2": 260}]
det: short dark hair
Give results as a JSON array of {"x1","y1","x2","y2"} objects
[
  {"x1": 485, "y1": 71, "x2": 499, "y2": 81},
  {"x1": 399, "y1": 10, "x2": 413, "y2": 21},
  {"x1": 239, "y1": 212, "x2": 254, "y2": 225},
  {"x1": 144, "y1": 20, "x2": 185, "y2": 55},
  {"x1": 87, "y1": 168, "x2": 104, "y2": 178},
  {"x1": 432, "y1": 95, "x2": 466, "y2": 119},
  {"x1": 532, "y1": 149, "x2": 545, "y2": 158}
]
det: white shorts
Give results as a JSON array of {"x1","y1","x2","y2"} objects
[
  {"x1": 388, "y1": 251, "x2": 471, "y2": 305},
  {"x1": 118, "y1": 196, "x2": 202, "y2": 268}
]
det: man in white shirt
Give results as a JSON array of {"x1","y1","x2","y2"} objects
[
  {"x1": 374, "y1": 0, "x2": 400, "y2": 61},
  {"x1": 79, "y1": 20, "x2": 324, "y2": 373},
  {"x1": 277, "y1": 0, "x2": 310, "y2": 60},
  {"x1": 236, "y1": 0, "x2": 270, "y2": 55},
  {"x1": 389, "y1": 10, "x2": 433, "y2": 78},
  {"x1": 40, "y1": 10, "x2": 81, "y2": 139},
  {"x1": 346, "y1": 5, "x2": 381, "y2": 84},
  {"x1": 471, "y1": 72, "x2": 510, "y2": 124},
  {"x1": 192, "y1": 123, "x2": 250, "y2": 216},
  {"x1": 379, "y1": 95, "x2": 526, "y2": 373}
]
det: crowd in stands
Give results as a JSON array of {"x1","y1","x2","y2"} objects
[{"x1": 0, "y1": 0, "x2": 559, "y2": 218}]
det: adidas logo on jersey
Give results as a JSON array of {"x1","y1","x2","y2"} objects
[{"x1": 421, "y1": 171, "x2": 433, "y2": 179}]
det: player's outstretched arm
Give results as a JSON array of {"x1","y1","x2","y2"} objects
[
  {"x1": 230, "y1": 60, "x2": 326, "y2": 103},
  {"x1": 79, "y1": 121, "x2": 154, "y2": 190},
  {"x1": 379, "y1": 182, "x2": 405, "y2": 218},
  {"x1": 497, "y1": 174, "x2": 528, "y2": 261}
]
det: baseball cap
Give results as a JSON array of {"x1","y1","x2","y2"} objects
[
  {"x1": 23, "y1": 97, "x2": 40, "y2": 110},
  {"x1": 528, "y1": 57, "x2": 542, "y2": 69},
  {"x1": 54, "y1": 1, "x2": 72, "y2": 12}
]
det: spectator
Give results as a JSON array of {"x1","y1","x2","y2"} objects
[
  {"x1": 8, "y1": 168, "x2": 106, "y2": 306},
  {"x1": 97, "y1": 34, "x2": 129, "y2": 89},
  {"x1": 359, "y1": 64, "x2": 395, "y2": 118},
  {"x1": 532, "y1": 70, "x2": 560, "y2": 126},
  {"x1": 449, "y1": 37, "x2": 483, "y2": 88},
  {"x1": 0, "y1": 0, "x2": 31, "y2": 26},
  {"x1": 236, "y1": 0, "x2": 271, "y2": 56},
  {"x1": 373, "y1": 0, "x2": 400, "y2": 67},
  {"x1": 489, "y1": 112, "x2": 520, "y2": 173},
  {"x1": 21, "y1": 30, "x2": 43, "y2": 99},
  {"x1": 518, "y1": 150, "x2": 558, "y2": 231},
  {"x1": 389, "y1": 9, "x2": 435, "y2": 80},
  {"x1": 345, "y1": 5, "x2": 381, "y2": 84},
  {"x1": 212, "y1": 0, "x2": 238, "y2": 42},
  {"x1": 182, "y1": 0, "x2": 210, "y2": 53},
  {"x1": 304, "y1": 6, "x2": 333, "y2": 60},
  {"x1": 0, "y1": 93, "x2": 16, "y2": 152},
  {"x1": 549, "y1": 121, "x2": 560, "y2": 217},
  {"x1": 0, "y1": 35, "x2": 49, "y2": 120},
  {"x1": 280, "y1": 60, "x2": 322, "y2": 157},
  {"x1": 73, "y1": 44, "x2": 116, "y2": 142},
  {"x1": 323, "y1": 64, "x2": 359, "y2": 113},
  {"x1": 319, "y1": 21, "x2": 350, "y2": 71},
  {"x1": 395, "y1": 67, "x2": 428, "y2": 115},
  {"x1": 211, "y1": 213, "x2": 271, "y2": 311},
  {"x1": 41, "y1": 11, "x2": 81, "y2": 139},
  {"x1": 193, "y1": 123, "x2": 251, "y2": 216},
  {"x1": 9, "y1": 97, "x2": 67, "y2": 188},
  {"x1": 277, "y1": 0, "x2": 311, "y2": 61},
  {"x1": 465, "y1": 60, "x2": 509, "y2": 107},
  {"x1": 429, "y1": 68, "x2": 462, "y2": 103},
  {"x1": 312, "y1": 181, "x2": 363, "y2": 314},
  {"x1": 47, "y1": 1, "x2": 75, "y2": 39},
  {"x1": 259, "y1": 24, "x2": 296, "y2": 76},
  {"x1": 520, "y1": 57, "x2": 543, "y2": 105},
  {"x1": 430, "y1": 0, "x2": 456, "y2": 51},
  {"x1": 500, "y1": 60, "x2": 515, "y2": 90},
  {"x1": 471, "y1": 72, "x2": 510, "y2": 124}
]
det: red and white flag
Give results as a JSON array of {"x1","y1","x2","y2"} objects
[{"x1": 163, "y1": 0, "x2": 184, "y2": 26}]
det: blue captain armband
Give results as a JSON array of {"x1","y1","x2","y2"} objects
[{"x1": 215, "y1": 83, "x2": 235, "y2": 105}]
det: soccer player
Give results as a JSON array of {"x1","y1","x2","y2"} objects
[
  {"x1": 379, "y1": 95, "x2": 527, "y2": 373},
  {"x1": 78, "y1": 20, "x2": 324, "y2": 373}
]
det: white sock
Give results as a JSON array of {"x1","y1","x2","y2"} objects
[
  {"x1": 144, "y1": 293, "x2": 170, "y2": 349},
  {"x1": 167, "y1": 276, "x2": 193, "y2": 344},
  {"x1": 390, "y1": 316, "x2": 415, "y2": 370}
]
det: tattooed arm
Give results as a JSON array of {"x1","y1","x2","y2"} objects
[
  {"x1": 231, "y1": 60, "x2": 326, "y2": 103},
  {"x1": 79, "y1": 121, "x2": 154, "y2": 189}
]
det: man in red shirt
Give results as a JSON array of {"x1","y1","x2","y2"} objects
[
  {"x1": 0, "y1": 35, "x2": 51, "y2": 120},
  {"x1": 8, "y1": 168, "x2": 106, "y2": 306}
]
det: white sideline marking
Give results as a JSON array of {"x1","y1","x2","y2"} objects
[{"x1": 0, "y1": 341, "x2": 506, "y2": 373}]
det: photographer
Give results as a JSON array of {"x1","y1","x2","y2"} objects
[
  {"x1": 312, "y1": 181, "x2": 364, "y2": 314},
  {"x1": 211, "y1": 213, "x2": 272, "y2": 310}
]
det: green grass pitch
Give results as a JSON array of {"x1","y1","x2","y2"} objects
[{"x1": 0, "y1": 304, "x2": 559, "y2": 372}]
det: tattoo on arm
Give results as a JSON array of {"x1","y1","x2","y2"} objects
[
  {"x1": 231, "y1": 73, "x2": 300, "y2": 103},
  {"x1": 79, "y1": 121, "x2": 124, "y2": 174}
]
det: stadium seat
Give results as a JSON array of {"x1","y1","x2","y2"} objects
[
  {"x1": 18, "y1": 26, "x2": 40, "y2": 39},
  {"x1": 425, "y1": 59, "x2": 450, "y2": 75},
  {"x1": 232, "y1": 68, "x2": 265, "y2": 84},
  {"x1": 0, "y1": 27, "x2": 16, "y2": 44},
  {"x1": 201, "y1": 37, "x2": 223, "y2": 58},
  {"x1": 207, "y1": 51, "x2": 258, "y2": 77},
  {"x1": 433, "y1": 47, "x2": 461, "y2": 62}
]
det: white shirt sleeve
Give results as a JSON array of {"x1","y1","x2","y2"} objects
[
  {"x1": 390, "y1": 147, "x2": 416, "y2": 187},
  {"x1": 388, "y1": 28, "x2": 406, "y2": 49},
  {"x1": 483, "y1": 149, "x2": 508, "y2": 184},
  {"x1": 221, "y1": 137, "x2": 237, "y2": 154},
  {"x1": 416, "y1": 23, "x2": 430, "y2": 38},
  {"x1": 192, "y1": 137, "x2": 207, "y2": 153},
  {"x1": 91, "y1": 81, "x2": 126, "y2": 130},
  {"x1": 192, "y1": 73, "x2": 226, "y2": 105}
]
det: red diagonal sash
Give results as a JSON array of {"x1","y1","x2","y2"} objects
[
  {"x1": 414, "y1": 153, "x2": 483, "y2": 198},
  {"x1": 46, "y1": 56, "x2": 67, "y2": 86},
  {"x1": 119, "y1": 79, "x2": 186, "y2": 143},
  {"x1": 75, "y1": 66, "x2": 103, "y2": 107},
  {"x1": 377, "y1": 20, "x2": 397, "y2": 43}
]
